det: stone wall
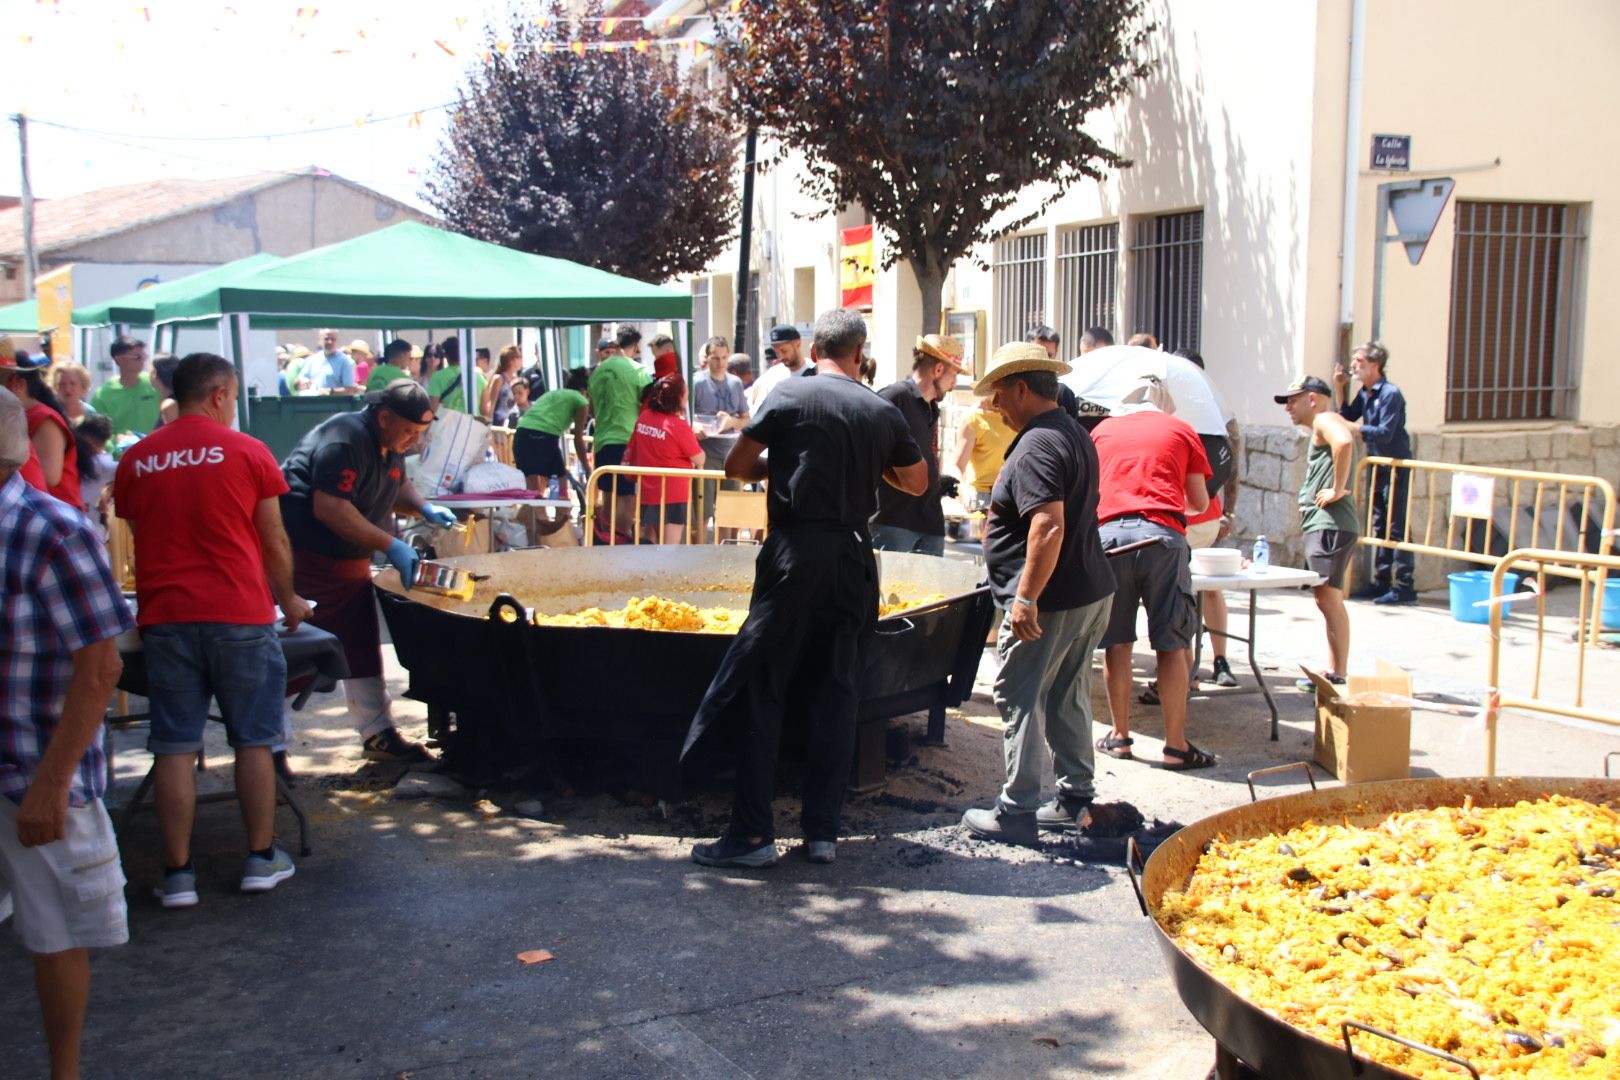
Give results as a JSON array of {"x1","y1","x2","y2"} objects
[{"x1": 1229, "y1": 422, "x2": 1620, "y2": 591}]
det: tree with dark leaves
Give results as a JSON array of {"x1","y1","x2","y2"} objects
[
  {"x1": 718, "y1": 0, "x2": 1152, "y2": 332},
  {"x1": 425, "y1": 5, "x2": 738, "y2": 283}
]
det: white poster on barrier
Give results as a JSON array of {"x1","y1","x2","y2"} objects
[{"x1": 1450, "y1": 473, "x2": 1496, "y2": 519}]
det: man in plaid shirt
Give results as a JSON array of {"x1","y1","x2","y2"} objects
[{"x1": 0, "y1": 383, "x2": 132, "y2": 1078}]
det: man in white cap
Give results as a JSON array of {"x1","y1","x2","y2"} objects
[
  {"x1": 871, "y1": 334, "x2": 965, "y2": 556},
  {"x1": 1092, "y1": 376, "x2": 1215, "y2": 771},
  {"x1": 960, "y1": 344, "x2": 1116, "y2": 846}
]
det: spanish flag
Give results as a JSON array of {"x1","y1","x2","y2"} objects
[{"x1": 840, "y1": 225, "x2": 874, "y2": 310}]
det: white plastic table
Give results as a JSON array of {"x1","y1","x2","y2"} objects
[{"x1": 1190, "y1": 564, "x2": 1323, "y2": 740}]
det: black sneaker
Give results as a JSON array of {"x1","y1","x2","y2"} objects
[
  {"x1": 362, "y1": 727, "x2": 434, "y2": 763},
  {"x1": 1035, "y1": 796, "x2": 1092, "y2": 833},
  {"x1": 691, "y1": 835, "x2": 778, "y2": 868},
  {"x1": 1211, "y1": 656, "x2": 1239, "y2": 688}
]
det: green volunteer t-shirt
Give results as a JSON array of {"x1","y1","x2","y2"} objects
[
  {"x1": 587, "y1": 355, "x2": 650, "y2": 448},
  {"x1": 365, "y1": 362, "x2": 409, "y2": 391},
  {"x1": 91, "y1": 373, "x2": 161, "y2": 436},
  {"x1": 428, "y1": 364, "x2": 486, "y2": 414},
  {"x1": 517, "y1": 388, "x2": 587, "y2": 436}
]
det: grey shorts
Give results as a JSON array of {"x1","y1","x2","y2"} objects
[
  {"x1": 1099, "y1": 517, "x2": 1197, "y2": 652},
  {"x1": 1305, "y1": 528, "x2": 1357, "y2": 590}
]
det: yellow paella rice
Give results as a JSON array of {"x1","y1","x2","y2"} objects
[
  {"x1": 1158, "y1": 795, "x2": 1620, "y2": 1079},
  {"x1": 531, "y1": 593, "x2": 947, "y2": 632}
]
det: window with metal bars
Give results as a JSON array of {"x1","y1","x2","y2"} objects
[
  {"x1": 1056, "y1": 223, "x2": 1118, "y2": 354},
  {"x1": 1445, "y1": 201, "x2": 1585, "y2": 422},
  {"x1": 1130, "y1": 210, "x2": 1203, "y2": 352},
  {"x1": 691, "y1": 277, "x2": 711, "y2": 349},
  {"x1": 992, "y1": 233, "x2": 1047, "y2": 347}
]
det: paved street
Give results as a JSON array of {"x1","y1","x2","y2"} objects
[{"x1": 5, "y1": 572, "x2": 1618, "y2": 1079}]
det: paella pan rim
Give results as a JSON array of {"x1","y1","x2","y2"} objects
[{"x1": 1138, "y1": 774, "x2": 1620, "y2": 1080}]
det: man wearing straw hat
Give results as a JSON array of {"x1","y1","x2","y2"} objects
[
  {"x1": 870, "y1": 334, "x2": 966, "y2": 556},
  {"x1": 960, "y1": 344, "x2": 1116, "y2": 845}
]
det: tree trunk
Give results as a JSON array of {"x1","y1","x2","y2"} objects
[{"x1": 911, "y1": 260, "x2": 946, "y2": 339}]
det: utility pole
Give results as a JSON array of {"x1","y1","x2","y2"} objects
[
  {"x1": 732, "y1": 125, "x2": 756, "y2": 354},
  {"x1": 14, "y1": 113, "x2": 38, "y2": 297}
]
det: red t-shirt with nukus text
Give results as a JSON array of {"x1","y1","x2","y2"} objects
[
  {"x1": 1092, "y1": 410, "x2": 1212, "y2": 533},
  {"x1": 625, "y1": 407, "x2": 702, "y2": 505},
  {"x1": 114, "y1": 415, "x2": 290, "y2": 626}
]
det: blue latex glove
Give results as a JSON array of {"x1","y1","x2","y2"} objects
[
  {"x1": 386, "y1": 538, "x2": 420, "y2": 590},
  {"x1": 423, "y1": 504, "x2": 458, "y2": 529}
]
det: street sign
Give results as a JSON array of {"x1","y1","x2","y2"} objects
[
  {"x1": 1389, "y1": 177, "x2": 1456, "y2": 265},
  {"x1": 1370, "y1": 134, "x2": 1411, "y2": 171}
]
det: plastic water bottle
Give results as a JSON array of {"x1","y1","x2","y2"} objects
[{"x1": 1252, "y1": 535, "x2": 1270, "y2": 570}]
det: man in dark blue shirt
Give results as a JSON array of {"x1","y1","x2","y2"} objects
[{"x1": 1335, "y1": 341, "x2": 1415, "y2": 603}]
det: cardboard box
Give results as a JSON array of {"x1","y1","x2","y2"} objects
[{"x1": 1307, "y1": 661, "x2": 1412, "y2": 784}]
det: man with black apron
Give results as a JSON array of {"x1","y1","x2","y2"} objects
[
  {"x1": 683, "y1": 309, "x2": 927, "y2": 869},
  {"x1": 277, "y1": 380, "x2": 454, "y2": 764}
]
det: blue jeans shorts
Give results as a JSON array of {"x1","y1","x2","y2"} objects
[{"x1": 142, "y1": 623, "x2": 287, "y2": 755}]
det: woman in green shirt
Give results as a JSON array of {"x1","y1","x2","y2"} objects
[{"x1": 513, "y1": 369, "x2": 591, "y2": 544}]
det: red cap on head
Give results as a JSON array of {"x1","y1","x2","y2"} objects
[{"x1": 653, "y1": 351, "x2": 678, "y2": 379}]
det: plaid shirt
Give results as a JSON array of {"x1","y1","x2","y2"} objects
[{"x1": 1, "y1": 471, "x2": 134, "y2": 806}]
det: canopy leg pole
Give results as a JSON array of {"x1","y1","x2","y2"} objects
[
  {"x1": 228, "y1": 314, "x2": 249, "y2": 432},
  {"x1": 460, "y1": 327, "x2": 474, "y2": 416}
]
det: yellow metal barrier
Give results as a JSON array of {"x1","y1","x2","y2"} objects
[
  {"x1": 584, "y1": 465, "x2": 766, "y2": 546},
  {"x1": 1350, "y1": 456, "x2": 1615, "y2": 595},
  {"x1": 1484, "y1": 548, "x2": 1620, "y2": 776}
]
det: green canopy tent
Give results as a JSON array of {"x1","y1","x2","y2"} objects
[
  {"x1": 0, "y1": 298, "x2": 38, "y2": 335},
  {"x1": 73, "y1": 252, "x2": 283, "y2": 332},
  {"x1": 150, "y1": 221, "x2": 692, "y2": 429}
]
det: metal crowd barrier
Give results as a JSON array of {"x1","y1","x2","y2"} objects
[
  {"x1": 584, "y1": 465, "x2": 767, "y2": 546},
  {"x1": 1484, "y1": 548, "x2": 1620, "y2": 776},
  {"x1": 1350, "y1": 456, "x2": 1615, "y2": 598}
]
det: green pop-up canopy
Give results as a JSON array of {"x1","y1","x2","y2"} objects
[
  {"x1": 73, "y1": 252, "x2": 283, "y2": 328},
  {"x1": 0, "y1": 298, "x2": 38, "y2": 334},
  {"x1": 152, "y1": 221, "x2": 691, "y2": 328}
]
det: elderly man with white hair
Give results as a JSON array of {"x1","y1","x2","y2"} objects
[
  {"x1": 0, "y1": 381, "x2": 134, "y2": 1078},
  {"x1": 1089, "y1": 376, "x2": 1216, "y2": 771}
]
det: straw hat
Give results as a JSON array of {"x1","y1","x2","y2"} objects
[
  {"x1": 914, "y1": 334, "x2": 965, "y2": 372},
  {"x1": 348, "y1": 339, "x2": 374, "y2": 358},
  {"x1": 290, "y1": 344, "x2": 311, "y2": 359},
  {"x1": 972, "y1": 342, "x2": 1071, "y2": 396}
]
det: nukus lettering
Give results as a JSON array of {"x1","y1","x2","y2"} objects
[{"x1": 132, "y1": 446, "x2": 226, "y2": 476}]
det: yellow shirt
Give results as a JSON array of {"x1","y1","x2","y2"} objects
[{"x1": 963, "y1": 408, "x2": 1014, "y2": 493}]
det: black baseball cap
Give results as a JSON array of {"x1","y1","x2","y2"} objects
[
  {"x1": 768, "y1": 325, "x2": 801, "y2": 344},
  {"x1": 366, "y1": 378, "x2": 435, "y2": 423},
  {"x1": 595, "y1": 337, "x2": 615, "y2": 351},
  {"x1": 1273, "y1": 374, "x2": 1333, "y2": 403}
]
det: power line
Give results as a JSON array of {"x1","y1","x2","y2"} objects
[{"x1": 26, "y1": 103, "x2": 455, "y2": 144}]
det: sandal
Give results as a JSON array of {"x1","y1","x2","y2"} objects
[
  {"x1": 1160, "y1": 742, "x2": 1216, "y2": 771},
  {"x1": 1137, "y1": 681, "x2": 1161, "y2": 706},
  {"x1": 1096, "y1": 734, "x2": 1134, "y2": 760}
]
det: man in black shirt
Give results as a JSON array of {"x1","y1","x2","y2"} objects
[
  {"x1": 278, "y1": 380, "x2": 455, "y2": 763},
  {"x1": 962, "y1": 344, "x2": 1116, "y2": 846},
  {"x1": 870, "y1": 334, "x2": 964, "y2": 555},
  {"x1": 683, "y1": 308, "x2": 927, "y2": 869}
]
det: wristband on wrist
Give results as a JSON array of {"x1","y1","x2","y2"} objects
[{"x1": 1013, "y1": 596, "x2": 1036, "y2": 606}]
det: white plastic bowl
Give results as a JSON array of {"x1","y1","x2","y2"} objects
[{"x1": 1190, "y1": 547, "x2": 1242, "y2": 577}]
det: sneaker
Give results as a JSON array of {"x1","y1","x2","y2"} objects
[
  {"x1": 1349, "y1": 583, "x2": 1389, "y2": 601},
  {"x1": 802, "y1": 841, "x2": 837, "y2": 865},
  {"x1": 240, "y1": 847, "x2": 296, "y2": 893},
  {"x1": 1373, "y1": 588, "x2": 1418, "y2": 606},
  {"x1": 1295, "y1": 672, "x2": 1346, "y2": 692},
  {"x1": 691, "y1": 835, "x2": 779, "y2": 868},
  {"x1": 1035, "y1": 796, "x2": 1092, "y2": 833},
  {"x1": 362, "y1": 727, "x2": 434, "y2": 763},
  {"x1": 962, "y1": 806, "x2": 1038, "y2": 847},
  {"x1": 154, "y1": 868, "x2": 199, "y2": 909},
  {"x1": 1211, "y1": 656, "x2": 1239, "y2": 688}
]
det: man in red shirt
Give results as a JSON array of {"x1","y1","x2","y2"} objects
[
  {"x1": 114, "y1": 353, "x2": 312, "y2": 907},
  {"x1": 1091, "y1": 378, "x2": 1214, "y2": 770}
]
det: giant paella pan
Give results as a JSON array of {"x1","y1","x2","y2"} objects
[
  {"x1": 1132, "y1": 772, "x2": 1620, "y2": 1079},
  {"x1": 374, "y1": 545, "x2": 994, "y2": 789}
]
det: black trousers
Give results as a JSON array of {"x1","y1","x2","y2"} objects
[
  {"x1": 1368, "y1": 463, "x2": 1414, "y2": 591},
  {"x1": 682, "y1": 527, "x2": 877, "y2": 843}
]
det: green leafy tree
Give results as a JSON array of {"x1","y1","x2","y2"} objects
[
  {"x1": 425, "y1": 4, "x2": 738, "y2": 283},
  {"x1": 718, "y1": 0, "x2": 1152, "y2": 331}
]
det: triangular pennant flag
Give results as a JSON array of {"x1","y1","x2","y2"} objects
[
  {"x1": 295, "y1": 6, "x2": 317, "y2": 18},
  {"x1": 603, "y1": 17, "x2": 619, "y2": 34},
  {"x1": 408, "y1": 112, "x2": 421, "y2": 129},
  {"x1": 570, "y1": 40, "x2": 585, "y2": 56},
  {"x1": 495, "y1": 39, "x2": 510, "y2": 54},
  {"x1": 694, "y1": 40, "x2": 706, "y2": 58},
  {"x1": 434, "y1": 39, "x2": 455, "y2": 56},
  {"x1": 602, "y1": 42, "x2": 617, "y2": 53},
  {"x1": 535, "y1": 16, "x2": 549, "y2": 28},
  {"x1": 634, "y1": 39, "x2": 647, "y2": 52},
  {"x1": 479, "y1": 49, "x2": 491, "y2": 63}
]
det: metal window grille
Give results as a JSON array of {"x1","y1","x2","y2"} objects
[
  {"x1": 1446, "y1": 201, "x2": 1585, "y2": 422},
  {"x1": 1130, "y1": 210, "x2": 1203, "y2": 352},
  {"x1": 1056, "y1": 223, "x2": 1118, "y2": 355},
  {"x1": 691, "y1": 277, "x2": 711, "y2": 349},
  {"x1": 991, "y1": 233, "x2": 1047, "y2": 346}
]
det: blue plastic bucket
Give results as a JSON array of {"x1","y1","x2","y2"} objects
[
  {"x1": 1448, "y1": 570, "x2": 1520, "y2": 624},
  {"x1": 1603, "y1": 579, "x2": 1620, "y2": 631}
]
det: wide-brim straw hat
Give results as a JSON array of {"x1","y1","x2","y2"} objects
[
  {"x1": 973, "y1": 342, "x2": 1071, "y2": 395},
  {"x1": 347, "y1": 339, "x2": 375, "y2": 358},
  {"x1": 915, "y1": 334, "x2": 966, "y2": 372}
]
